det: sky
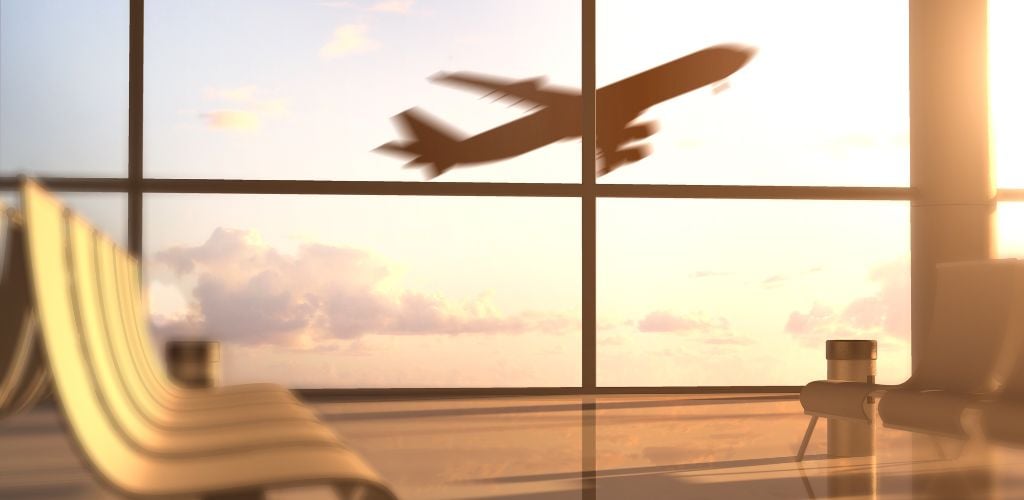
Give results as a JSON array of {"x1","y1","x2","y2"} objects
[{"x1": 2, "y1": 0, "x2": 1023, "y2": 387}]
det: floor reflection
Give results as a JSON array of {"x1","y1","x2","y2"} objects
[{"x1": 1, "y1": 394, "x2": 1023, "y2": 499}]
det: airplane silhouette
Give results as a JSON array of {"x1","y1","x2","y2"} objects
[{"x1": 376, "y1": 44, "x2": 756, "y2": 178}]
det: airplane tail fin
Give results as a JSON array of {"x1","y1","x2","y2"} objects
[{"x1": 374, "y1": 108, "x2": 462, "y2": 178}]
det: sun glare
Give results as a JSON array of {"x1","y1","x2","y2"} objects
[{"x1": 990, "y1": 0, "x2": 1024, "y2": 188}]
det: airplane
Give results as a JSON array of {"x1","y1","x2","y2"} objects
[{"x1": 376, "y1": 44, "x2": 756, "y2": 178}]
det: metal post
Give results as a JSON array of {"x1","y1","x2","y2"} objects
[
  {"x1": 826, "y1": 340, "x2": 877, "y2": 499},
  {"x1": 166, "y1": 340, "x2": 221, "y2": 388},
  {"x1": 826, "y1": 339, "x2": 876, "y2": 458}
]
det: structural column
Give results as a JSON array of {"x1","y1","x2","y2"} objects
[
  {"x1": 910, "y1": 1, "x2": 993, "y2": 497},
  {"x1": 910, "y1": 0, "x2": 993, "y2": 367}
]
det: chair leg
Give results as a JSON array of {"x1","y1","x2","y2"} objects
[
  {"x1": 928, "y1": 434, "x2": 970, "y2": 461},
  {"x1": 796, "y1": 415, "x2": 819, "y2": 462},
  {"x1": 929, "y1": 434, "x2": 950, "y2": 460},
  {"x1": 796, "y1": 462, "x2": 818, "y2": 499}
]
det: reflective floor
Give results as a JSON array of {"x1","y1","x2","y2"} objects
[{"x1": 1, "y1": 394, "x2": 1023, "y2": 499}]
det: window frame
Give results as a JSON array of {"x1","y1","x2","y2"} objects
[{"x1": 4, "y1": 0, "x2": 977, "y2": 397}]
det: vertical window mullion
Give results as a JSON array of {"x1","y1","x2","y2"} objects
[
  {"x1": 128, "y1": 0, "x2": 144, "y2": 256},
  {"x1": 582, "y1": 0, "x2": 596, "y2": 391}
]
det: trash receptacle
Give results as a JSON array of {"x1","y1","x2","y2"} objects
[
  {"x1": 826, "y1": 339, "x2": 876, "y2": 457},
  {"x1": 165, "y1": 340, "x2": 220, "y2": 388}
]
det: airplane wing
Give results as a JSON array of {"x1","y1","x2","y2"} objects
[
  {"x1": 596, "y1": 44, "x2": 755, "y2": 175},
  {"x1": 430, "y1": 71, "x2": 579, "y2": 109}
]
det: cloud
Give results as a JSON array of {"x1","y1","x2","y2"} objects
[
  {"x1": 198, "y1": 110, "x2": 262, "y2": 131},
  {"x1": 638, "y1": 310, "x2": 729, "y2": 334},
  {"x1": 689, "y1": 271, "x2": 730, "y2": 279},
  {"x1": 320, "y1": 24, "x2": 377, "y2": 59},
  {"x1": 151, "y1": 228, "x2": 577, "y2": 347},
  {"x1": 784, "y1": 258, "x2": 909, "y2": 347},
  {"x1": 598, "y1": 336, "x2": 625, "y2": 346},
  {"x1": 147, "y1": 281, "x2": 189, "y2": 318},
  {"x1": 196, "y1": 87, "x2": 287, "y2": 131},
  {"x1": 369, "y1": 0, "x2": 414, "y2": 13},
  {"x1": 702, "y1": 337, "x2": 753, "y2": 345},
  {"x1": 784, "y1": 304, "x2": 850, "y2": 340},
  {"x1": 634, "y1": 311, "x2": 750, "y2": 346},
  {"x1": 760, "y1": 267, "x2": 820, "y2": 289}
]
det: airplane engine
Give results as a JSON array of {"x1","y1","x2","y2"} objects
[
  {"x1": 623, "y1": 121, "x2": 659, "y2": 140},
  {"x1": 598, "y1": 144, "x2": 652, "y2": 175},
  {"x1": 618, "y1": 144, "x2": 652, "y2": 163},
  {"x1": 604, "y1": 144, "x2": 652, "y2": 166}
]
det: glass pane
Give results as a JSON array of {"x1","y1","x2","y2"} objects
[
  {"x1": 144, "y1": 0, "x2": 581, "y2": 183},
  {"x1": 0, "y1": 190, "x2": 128, "y2": 246},
  {"x1": 598, "y1": 200, "x2": 910, "y2": 386},
  {"x1": 997, "y1": 202, "x2": 1024, "y2": 257},
  {"x1": 0, "y1": 0, "x2": 129, "y2": 178},
  {"x1": 596, "y1": 0, "x2": 908, "y2": 186},
  {"x1": 143, "y1": 194, "x2": 581, "y2": 388},
  {"x1": 991, "y1": 0, "x2": 1024, "y2": 188}
]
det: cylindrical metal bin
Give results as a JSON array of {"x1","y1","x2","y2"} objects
[
  {"x1": 165, "y1": 340, "x2": 221, "y2": 388},
  {"x1": 826, "y1": 339, "x2": 876, "y2": 458},
  {"x1": 825, "y1": 339, "x2": 877, "y2": 499}
]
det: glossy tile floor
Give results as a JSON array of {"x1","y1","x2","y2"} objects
[{"x1": 2, "y1": 394, "x2": 1024, "y2": 499}]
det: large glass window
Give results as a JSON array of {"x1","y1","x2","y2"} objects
[
  {"x1": 0, "y1": 0, "x2": 129, "y2": 178},
  {"x1": 0, "y1": 1, "x2": 919, "y2": 390},
  {"x1": 144, "y1": 0, "x2": 582, "y2": 183},
  {"x1": 0, "y1": 190, "x2": 128, "y2": 246},
  {"x1": 596, "y1": 0, "x2": 908, "y2": 186},
  {"x1": 997, "y1": 202, "x2": 1024, "y2": 257},
  {"x1": 991, "y1": 0, "x2": 1024, "y2": 188},
  {"x1": 598, "y1": 200, "x2": 910, "y2": 386},
  {"x1": 144, "y1": 194, "x2": 582, "y2": 387}
]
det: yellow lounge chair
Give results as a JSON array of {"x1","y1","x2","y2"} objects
[
  {"x1": 22, "y1": 179, "x2": 396, "y2": 499},
  {"x1": 67, "y1": 211, "x2": 345, "y2": 455},
  {"x1": 0, "y1": 205, "x2": 50, "y2": 418}
]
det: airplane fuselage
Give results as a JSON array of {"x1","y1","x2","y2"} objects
[
  {"x1": 451, "y1": 102, "x2": 583, "y2": 165},
  {"x1": 447, "y1": 46, "x2": 753, "y2": 167},
  {"x1": 381, "y1": 44, "x2": 754, "y2": 175}
]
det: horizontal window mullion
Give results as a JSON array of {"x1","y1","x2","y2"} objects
[
  {"x1": 0, "y1": 177, "x2": 132, "y2": 192},
  {"x1": 138, "y1": 179, "x2": 583, "y2": 197},
  {"x1": 2, "y1": 176, "x2": 925, "y2": 201},
  {"x1": 997, "y1": 190, "x2": 1024, "y2": 201},
  {"x1": 598, "y1": 184, "x2": 912, "y2": 200}
]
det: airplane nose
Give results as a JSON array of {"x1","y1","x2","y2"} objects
[
  {"x1": 709, "y1": 43, "x2": 758, "y2": 66},
  {"x1": 736, "y1": 45, "x2": 758, "y2": 63}
]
